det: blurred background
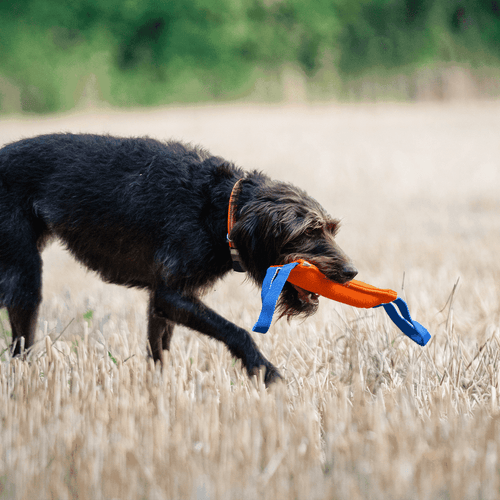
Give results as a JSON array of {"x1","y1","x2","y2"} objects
[{"x1": 1, "y1": 0, "x2": 500, "y2": 113}]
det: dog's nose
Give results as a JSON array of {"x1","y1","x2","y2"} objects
[{"x1": 342, "y1": 265, "x2": 358, "y2": 281}]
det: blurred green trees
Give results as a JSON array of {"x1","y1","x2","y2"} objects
[{"x1": 0, "y1": 0, "x2": 499, "y2": 112}]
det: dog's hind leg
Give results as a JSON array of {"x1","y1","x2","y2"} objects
[
  {"x1": 0, "y1": 251, "x2": 42, "y2": 357},
  {"x1": 0, "y1": 205, "x2": 44, "y2": 357},
  {"x1": 147, "y1": 292, "x2": 175, "y2": 363},
  {"x1": 151, "y1": 284, "x2": 282, "y2": 385}
]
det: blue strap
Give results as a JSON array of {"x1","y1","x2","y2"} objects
[
  {"x1": 375, "y1": 298, "x2": 431, "y2": 346},
  {"x1": 252, "y1": 262, "x2": 298, "y2": 333}
]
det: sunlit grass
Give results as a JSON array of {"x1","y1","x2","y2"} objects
[{"x1": 1, "y1": 102, "x2": 499, "y2": 499}]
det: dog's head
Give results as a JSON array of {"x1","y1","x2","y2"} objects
[{"x1": 230, "y1": 178, "x2": 357, "y2": 319}]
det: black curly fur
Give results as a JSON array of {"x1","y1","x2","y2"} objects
[{"x1": 0, "y1": 133, "x2": 357, "y2": 384}]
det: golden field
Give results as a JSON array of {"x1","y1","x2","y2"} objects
[{"x1": 1, "y1": 102, "x2": 500, "y2": 499}]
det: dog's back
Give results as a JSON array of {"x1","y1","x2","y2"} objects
[{"x1": 1, "y1": 133, "x2": 211, "y2": 227}]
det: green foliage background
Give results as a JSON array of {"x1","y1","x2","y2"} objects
[{"x1": 1, "y1": 0, "x2": 499, "y2": 112}]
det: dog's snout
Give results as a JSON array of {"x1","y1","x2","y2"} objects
[{"x1": 342, "y1": 265, "x2": 358, "y2": 281}]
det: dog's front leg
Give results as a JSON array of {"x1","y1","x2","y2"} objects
[{"x1": 152, "y1": 284, "x2": 281, "y2": 385}]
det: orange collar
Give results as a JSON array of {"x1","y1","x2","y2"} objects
[{"x1": 227, "y1": 179, "x2": 245, "y2": 272}]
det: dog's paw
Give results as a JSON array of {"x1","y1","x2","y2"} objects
[
  {"x1": 250, "y1": 361, "x2": 283, "y2": 387},
  {"x1": 264, "y1": 365, "x2": 283, "y2": 387},
  {"x1": 245, "y1": 358, "x2": 283, "y2": 387}
]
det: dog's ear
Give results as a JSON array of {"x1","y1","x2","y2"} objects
[{"x1": 230, "y1": 205, "x2": 284, "y2": 283}]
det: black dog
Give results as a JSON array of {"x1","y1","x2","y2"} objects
[{"x1": 0, "y1": 133, "x2": 357, "y2": 384}]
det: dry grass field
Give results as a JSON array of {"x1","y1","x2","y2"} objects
[{"x1": 1, "y1": 102, "x2": 500, "y2": 499}]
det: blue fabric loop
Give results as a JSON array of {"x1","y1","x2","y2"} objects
[{"x1": 374, "y1": 298, "x2": 431, "y2": 346}]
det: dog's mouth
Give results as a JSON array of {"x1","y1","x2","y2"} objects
[{"x1": 292, "y1": 284, "x2": 319, "y2": 306}]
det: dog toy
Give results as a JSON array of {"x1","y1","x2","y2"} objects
[{"x1": 252, "y1": 260, "x2": 431, "y2": 346}]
